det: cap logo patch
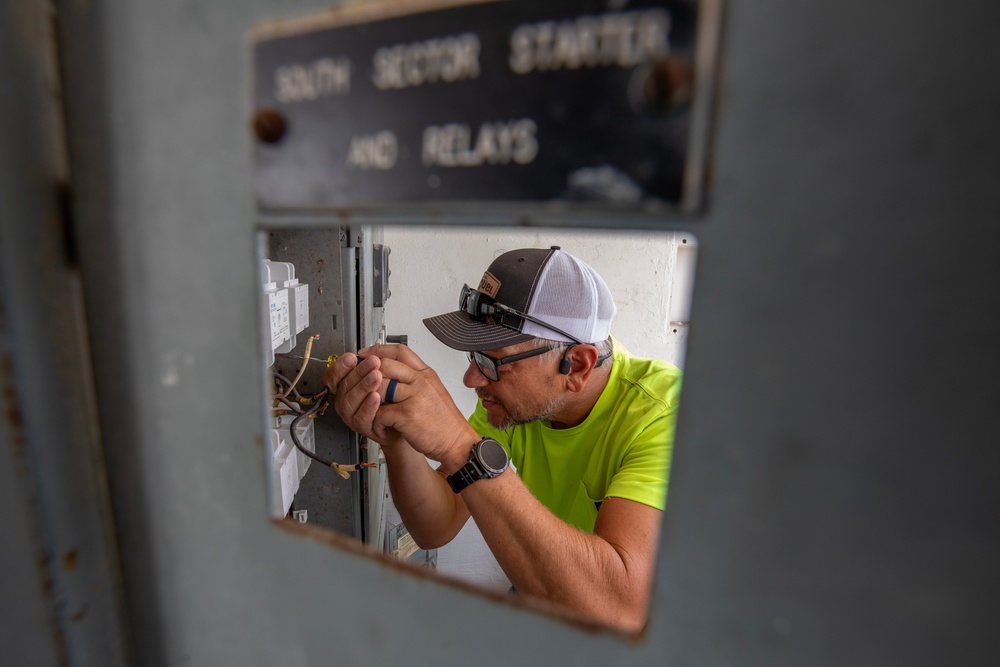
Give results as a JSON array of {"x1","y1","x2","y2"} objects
[{"x1": 478, "y1": 272, "x2": 501, "y2": 298}]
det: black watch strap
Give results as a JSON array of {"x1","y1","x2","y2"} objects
[
  {"x1": 446, "y1": 437, "x2": 509, "y2": 493},
  {"x1": 446, "y1": 460, "x2": 482, "y2": 494}
]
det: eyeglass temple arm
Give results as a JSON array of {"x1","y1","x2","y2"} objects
[
  {"x1": 484, "y1": 298, "x2": 612, "y2": 367},
  {"x1": 493, "y1": 302, "x2": 585, "y2": 346}
]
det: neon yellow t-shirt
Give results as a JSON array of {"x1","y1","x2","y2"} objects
[{"x1": 467, "y1": 343, "x2": 682, "y2": 533}]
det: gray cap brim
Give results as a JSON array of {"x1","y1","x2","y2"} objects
[{"x1": 422, "y1": 311, "x2": 535, "y2": 352}]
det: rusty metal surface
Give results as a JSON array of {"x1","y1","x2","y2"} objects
[
  {"x1": 0, "y1": 349, "x2": 65, "y2": 666},
  {"x1": 1, "y1": 1, "x2": 131, "y2": 665}
]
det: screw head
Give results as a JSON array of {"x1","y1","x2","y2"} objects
[
  {"x1": 643, "y1": 56, "x2": 695, "y2": 112},
  {"x1": 252, "y1": 108, "x2": 287, "y2": 144}
]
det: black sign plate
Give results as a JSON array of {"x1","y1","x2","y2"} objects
[{"x1": 253, "y1": 0, "x2": 717, "y2": 211}]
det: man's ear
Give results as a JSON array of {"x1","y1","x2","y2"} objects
[{"x1": 564, "y1": 345, "x2": 600, "y2": 392}]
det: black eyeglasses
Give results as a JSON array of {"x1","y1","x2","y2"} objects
[{"x1": 467, "y1": 345, "x2": 560, "y2": 382}]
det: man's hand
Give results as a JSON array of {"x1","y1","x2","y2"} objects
[
  {"x1": 352, "y1": 344, "x2": 480, "y2": 470},
  {"x1": 322, "y1": 352, "x2": 403, "y2": 448},
  {"x1": 324, "y1": 347, "x2": 475, "y2": 549}
]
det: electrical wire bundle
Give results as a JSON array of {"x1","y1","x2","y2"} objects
[{"x1": 273, "y1": 335, "x2": 376, "y2": 480}]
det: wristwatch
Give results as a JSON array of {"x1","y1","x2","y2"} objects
[{"x1": 446, "y1": 437, "x2": 510, "y2": 493}]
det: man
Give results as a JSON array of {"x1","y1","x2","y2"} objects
[{"x1": 324, "y1": 246, "x2": 682, "y2": 632}]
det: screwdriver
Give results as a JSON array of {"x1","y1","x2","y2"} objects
[{"x1": 275, "y1": 352, "x2": 338, "y2": 366}]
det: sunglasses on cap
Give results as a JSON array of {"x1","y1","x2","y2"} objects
[{"x1": 458, "y1": 283, "x2": 584, "y2": 345}]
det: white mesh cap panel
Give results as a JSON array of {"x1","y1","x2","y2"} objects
[{"x1": 524, "y1": 250, "x2": 616, "y2": 343}]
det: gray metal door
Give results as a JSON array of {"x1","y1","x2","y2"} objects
[{"x1": 3, "y1": 0, "x2": 999, "y2": 665}]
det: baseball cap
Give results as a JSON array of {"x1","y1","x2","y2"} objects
[{"x1": 423, "y1": 246, "x2": 617, "y2": 352}]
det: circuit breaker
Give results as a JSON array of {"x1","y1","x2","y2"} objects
[
  {"x1": 262, "y1": 259, "x2": 309, "y2": 365},
  {"x1": 269, "y1": 417, "x2": 316, "y2": 517},
  {"x1": 262, "y1": 258, "x2": 314, "y2": 517}
]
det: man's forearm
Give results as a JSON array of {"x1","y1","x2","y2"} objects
[
  {"x1": 382, "y1": 441, "x2": 469, "y2": 549},
  {"x1": 460, "y1": 470, "x2": 657, "y2": 633}
]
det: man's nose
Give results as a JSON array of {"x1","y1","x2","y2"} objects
[{"x1": 463, "y1": 359, "x2": 489, "y2": 388}]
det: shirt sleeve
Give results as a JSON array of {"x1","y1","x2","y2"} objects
[{"x1": 604, "y1": 410, "x2": 675, "y2": 511}]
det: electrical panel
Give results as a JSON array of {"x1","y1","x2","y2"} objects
[{"x1": 260, "y1": 234, "x2": 402, "y2": 549}]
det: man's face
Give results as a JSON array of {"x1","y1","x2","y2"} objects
[{"x1": 462, "y1": 340, "x2": 568, "y2": 430}]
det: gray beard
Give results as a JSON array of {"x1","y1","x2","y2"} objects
[{"x1": 489, "y1": 392, "x2": 570, "y2": 431}]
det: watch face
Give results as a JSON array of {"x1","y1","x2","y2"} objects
[{"x1": 477, "y1": 438, "x2": 509, "y2": 475}]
